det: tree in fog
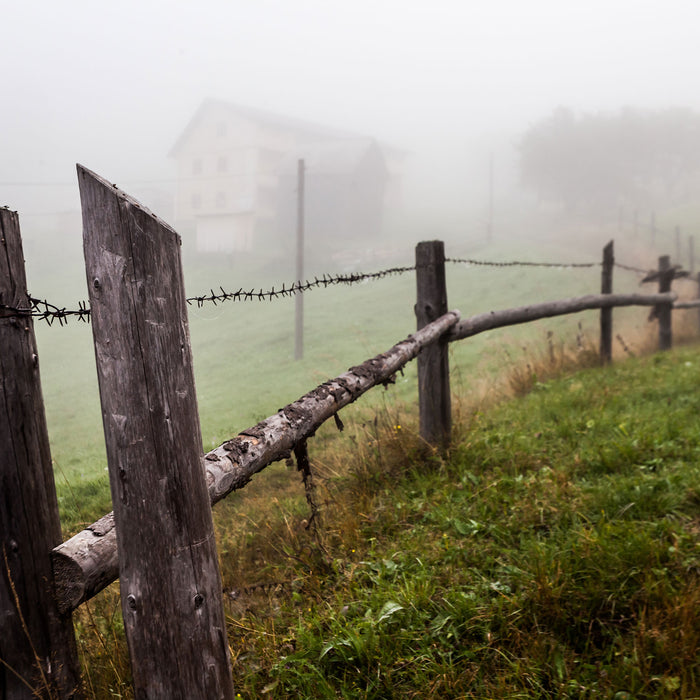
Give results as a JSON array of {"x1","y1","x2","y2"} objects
[{"x1": 519, "y1": 107, "x2": 700, "y2": 213}]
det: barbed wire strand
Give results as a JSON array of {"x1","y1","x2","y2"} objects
[
  {"x1": 446, "y1": 257, "x2": 598, "y2": 269},
  {"x1": 0, "y1": 257, "x2": 674, "y2": 325}
]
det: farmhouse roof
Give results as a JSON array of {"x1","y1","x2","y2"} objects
[
  {"x1": 169, "y1": 98, "x2": 360, "y2": 158},
  {"x1": 280, "y1": 138, "x2": 389, "y2": 177},
  {"x1": 169, "y1": 98, "x2": 407, "y2": 160}
]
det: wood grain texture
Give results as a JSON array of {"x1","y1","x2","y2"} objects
[
  {"x1": 78, "y1": 166, "x2": 233, "y2": 699},
  {"x1": 0, "y1": 209, "x2": 81, "y2": 699},
  {"x1": 415, "y1": 241, "x2": 451, "y2": 450}
]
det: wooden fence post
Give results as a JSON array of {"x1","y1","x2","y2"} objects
[
  {"x1": 599, "y1": 240, "x2": 614, "y2": 364},
  {"x1": 0, "y1": 209, "x2": 82, "y2": 699},
  {"x1": 78, "y1": 166, "x2": 234, "y2": 699},
  {"x1": 415, "y1": 240, "x2": 451, "y2": 451},
  {"x1": 657, "y1": 255, "x2": 673, "y2": 350}
]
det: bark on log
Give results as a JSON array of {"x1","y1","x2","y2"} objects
[
  {"x1": 52, "y1": 310, "x2": 461, "y2": 613},
  {"x1": 52, "y1": 513, "x2": 118, "y2": 614},
  {"x1": 672, "y1": 299, "x2": 700, "y2": 309},
  {"x1": 448, "y1": 293, "x2": 676, "y2": 342}
]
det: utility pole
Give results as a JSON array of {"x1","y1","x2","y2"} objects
[
  {"x1": 295, "y1": 159, "x2": 305, "y2": 360},
  {"x1": 487, "y1": 151, "x2": 494, "y2": 242}
]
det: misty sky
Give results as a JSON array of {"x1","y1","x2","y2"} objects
[{"x1": 2, "y1": 0, "x2": 699, "y2": 221}]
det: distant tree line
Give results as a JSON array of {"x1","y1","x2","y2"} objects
[{"x1": 519, "y1": 106, "x2": 700, "y2": 213}]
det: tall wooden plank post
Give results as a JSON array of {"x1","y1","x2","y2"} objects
[
  {"x1": 77, "y1": 166, "x2": 234, "y2": 699},
  {"x1": 0, "y1": 209, "x2": 82, "y2": 699},
  {"x1": 657, "y1": 255, "x2": 673, "y2": 351},
  {"x1": 415, "y1": 240, "x2": 451, "y2": 451},
  {"x1": 599, "y1": 240, "x2": 614, "y2": 364}
]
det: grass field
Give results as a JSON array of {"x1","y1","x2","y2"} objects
[
  {"x1": 72, "y1": 337, "x2": 700, "y2": 699},
  {"x1": 25, "y1": 225, "x2": 694, "y2": 535},
  {"x1": 12, "y1": 207, "x2": 700, "y2": 697}
]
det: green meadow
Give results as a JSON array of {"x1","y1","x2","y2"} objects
[
  {"x1": 23, "y1": 224, "x2": 689, "y2": 534},
  {"x1": 76, "y1": 329, "x2": 700, "y2": 699}
]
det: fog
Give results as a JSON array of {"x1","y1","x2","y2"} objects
[{"x1": 3, "y1": 0, "x2": 700, "y2": 276}]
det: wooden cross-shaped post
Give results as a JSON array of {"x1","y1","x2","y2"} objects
[{"x1": 641, "y1": 255, "x2": 689, "y2": 350}]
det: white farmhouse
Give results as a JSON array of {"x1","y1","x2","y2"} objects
[{"x1": 169, "y1": 99, "x2": 403, "y2": 254}]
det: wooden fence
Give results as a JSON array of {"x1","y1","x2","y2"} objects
[{"x1": 0, "y1": 167, "x2": 694, "y2": 699}]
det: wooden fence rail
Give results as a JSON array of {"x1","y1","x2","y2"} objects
[
  {"x1": 51, "y1": 289, "x2": 676, "y2": 614},
  {"x1": 1, "y1": 171, "x2": 697, "y2": 699}
]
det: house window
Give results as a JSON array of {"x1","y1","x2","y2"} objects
[
  {"x1": 217, "y1": 156, "x2": 228, "y2": 173},
  {"x1": 192, "y1": 158, "x2": 203, "y2": 175},
  {"x1": 216, "y1": 192, "x2": 226, "y2": 208},
  {"x1": 191, "y1": 192, "x2": 202, "y2": 210}
]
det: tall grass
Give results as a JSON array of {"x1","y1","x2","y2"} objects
[{"x1": 70, "y1": 335, "x2": 700, "y2": 699}]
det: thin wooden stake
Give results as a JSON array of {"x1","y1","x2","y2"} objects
[
  {"x1": 600, "y1": 240, "x2": 614, "y2": 364},
  {"x1": 0, "y1": 209, "x2": 81, "y2": 699},
  {"x1": 78, "y1": 165, "x2": 234, "y2": 699},
  {"x1": 415, "y1": 240, "x2": 451, "y2": 451}
]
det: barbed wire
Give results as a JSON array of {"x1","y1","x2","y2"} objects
[
  {"x1": 613, "y1": 261, "x2": 649, "y2": 274},
  {"x1": 0, "y1": 297, "x2": 92, "y2": 326},
  {"x1": 446, "y1": 257, "x2": 598, "y2": 269},
  {"x1": 0, "y1": 256, "x2": 680, "y2": 326},
  {"x1": 448, "y1": 256, "x2": 654, "y2": 275},
  {"x1": 186, "y1": 266, "x2": 415, "y2": 306}
]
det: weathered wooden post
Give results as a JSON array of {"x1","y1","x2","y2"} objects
[
  {"x1": 599, "y1": 240, "x2": 614, "y2": 364},
  {"x1": 657, "y1": 255, "x2": 673, "y2": 350},
  {"x1": 78, "y1": 166, "x2": 234, "y2": 699},
  {"x1": 415, "y1": 240, "x2": 451, "y2": 451},
  {"x1": 0, "y1": 209, "x2": 82, "y2": 699}
]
